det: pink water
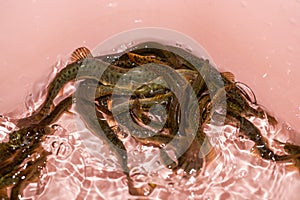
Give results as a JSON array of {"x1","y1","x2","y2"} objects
[{"x1": 1, "y1": 1, "x2": 300, "y2": 199}]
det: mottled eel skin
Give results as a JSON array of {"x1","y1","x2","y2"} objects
[
  {"x1": 3, "y1": 42, "x2": 299, "y2": 198},
  {"x1": 0, "y1": 97, "x2": 73, "y2": 198}
]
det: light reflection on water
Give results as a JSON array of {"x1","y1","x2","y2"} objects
[
  {"x1": 1, "y1": 83, "x2": 299, "y2": 198},
  {"x1": 2, "y1": 111, "x2": 293, "y2": 199},
  {"x1": 1, "y1": 34, "x2": 299, "y2": 199}
]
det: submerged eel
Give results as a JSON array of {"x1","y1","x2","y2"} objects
[
  {"x1": 0, "y1": 96, "x2": 73, "y2": 198},
  {"x1": 16, "y1": 44, "x2": 197, "y2": 128},
  {"x1": 75, "y1": 79, "x2": 157, "y2": 196},
  {"x1": 6, "y1": 42, "x2": 300, "y2": 198},
  {"x1": 16, "y1": 48, "x2": 157, "y2": 127}
]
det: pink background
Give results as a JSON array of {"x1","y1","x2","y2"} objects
[{"x1": 0, "y1": 0, "x2": 299, "y2": 132}]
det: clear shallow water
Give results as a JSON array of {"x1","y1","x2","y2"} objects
[
  {"x1": 1, "y1": 33, "x2": 300, "y2": 199},
  {"x1": 2, "y1": 110, "x2": 299, "y2": 199}
]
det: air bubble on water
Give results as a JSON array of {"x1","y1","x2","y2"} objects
[
  {"x1": 107, "y1": 2, "x2": 118, "y2": 8},
  {"x1": 120, "y1": 44, "x2": 127, "y2": 52},
  {"x1": 51, "y1": 124, "x2": 64, "y2": 132},
  {"x1": 286, "y1": 126, "x2": 292, "y2": 131},
  {"x1": 127, "y1": 41, "x2": 134, "y2": 47},
  {"x1": 238, "y1": 169, "x2": 248, "y2": 178},
  {"x1": 262, "y1": 73, "x2": 268, "y2": 78},
  {"x1": 175, "y1": 42, "x2": 182, "y2": 48},
  {"x1": 159, "y1": 143, "x2": 166, "y2": 148},
  {"x1": 134, "y1": 19, "x2": 143, "y2": 23},
  {"x1": 51, "y1": 141, "x2": 60, "y2": 150},
  {"x1": 231, "y1": 164, "x2": 237, "y2": 169},
  {"x1": 185, "y1": 46, "x2": 193, "y2": 53},
  {"x1": 53, "y1": 141, "x2": 73, "y2": 159}
]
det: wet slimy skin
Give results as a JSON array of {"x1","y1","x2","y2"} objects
[
  {"x1": 0, "y1": 96, "x2": 73, "y2": 198},
  {"x1": 2, "y1": 42, "x2": 300, "y2": 198}
]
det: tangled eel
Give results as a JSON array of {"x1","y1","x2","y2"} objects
[{"x1": 0, "y1": 41, "x2": 300, "y2": 198}]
